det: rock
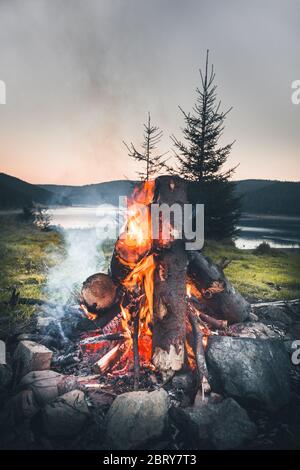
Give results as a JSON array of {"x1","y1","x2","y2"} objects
[
  {"x1": 36, "y1": 316, "x2": 55, "y2": 331},
  {"x1": 14, "y1": 340, "x2": 53, "y2": 378},
  {"x1": 42, "y1": 390, "x2": 90, "y2": 437},
  {"x1": 8, "y1": 389, "x2": 39, "y2": 423},
  {"x1": 228, "y1": 321, "x2": 285, "y2": 339},
  {"x1": 206, "y1": 336, "x2": 291, "y2": 412},
  {"x1": 18, "y1": 370, "x2": 64, "y2": 406},
  {"x1": 0, "y1": 364, "x2": 13, "y2": 391},
  {"x1": 171, "y1": 398, "x2": 257, "y2": 449},
  {"x1": 255, "y1": 305, "x2": 293, "y2": 327},
  {"x1": 284, "y1": 340, "x2": 295, "y2": 355},
  {"x1": 0, "y1": 338, "x2": 6, "y2": 365},
  {"x1": 172, "y1": 371, "x2": 195, "y2": 393},
  {"x1": 16, "y1": 333, "x2": 59, "y2": 349},
  {"x1": 194, "y1": 391, "x2": 223, "y2": 408},
  {"x1": 106, "y1": 389, "x2": 170, "y2": 449}
]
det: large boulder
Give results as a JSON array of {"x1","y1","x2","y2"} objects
[
  {"x1": 171, "y1": 397, "x2": 257, "y2": 449},
  {"x1": 106, "y1": 389, "x2": 169, "y2": 450},
  {"x1": 206, "y1": 336, "x2": 291, "y2": 412},
  {"x1": 42, "y1": 389, "x2": 90, "y2": 437}
]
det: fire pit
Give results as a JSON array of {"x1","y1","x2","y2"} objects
[
  {"x1": 1, "y1": 176, "x2": 299, "y2": 450},
  {"x1": 77, "y1": 175, "x2": 250, "y2": 393}
]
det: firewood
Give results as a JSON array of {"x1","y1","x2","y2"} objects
[
  {"x1": 188, "y1": 296, "x2": 228, "y2": 330},
  {"x1": 187, "y1": 251, "x2": 251, "y2": 324},
  {"x1": 79, "y1": 333, "x2": 125, "y2": 346},
  {"x1": 80, "y1": 272, "x2": 119, "y2": 314},
  {"x1": 133, "y1": 313, "x2": 140, "y2": 390},
  {"x1": 188, "y1": 308, "x2": 211, "y2": 398},
  {"x1": 92, "y1": 303, "x2": 123, "y2": 329},
  {"x1": 152, "y1": 176, "x2": 188, "y2": 380},
  {"x1": 92, "y1": 344, "x2": 122, "y2": 374},
  {"x1": 110, "y1": 249, "x2": 133, "y2": 283}
]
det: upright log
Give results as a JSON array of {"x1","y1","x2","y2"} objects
[
  {"x1": 187, "y1": 251, "x2": 250, "y2": 324},
  {"x1": 152, "y1": 176, "x2": 188, "y2": 380}
]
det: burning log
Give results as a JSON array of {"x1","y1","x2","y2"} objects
[
  {"x1": 188, "y1": 307, "x2": 211, "y2": 398},
  {"x1": 79, "y1": 333, "x2": 125, "y2": 346},
  {"x1": 133, "y1": 312, "x2": 140, "y2": 390},
  {"x1": 152, "y1": 176, "x2": 188, "y2": 380},
  {"x1": 80, "y1": 272, "x2": 120, "y2": 315},
  {"x1": 188, "y1": 296, "x2": 228, "y2": 330},
  {"x1": 92, "y1": 344, "x2": 122, "y2": 374},
  {"x1": 187, "y1": 251, "x2": 251, "y2": 324}
]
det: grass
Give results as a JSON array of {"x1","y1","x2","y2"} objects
[
  {"x1": 0, "y1": 215, "x2": 64, "y2": 324},
  {"x1": 203, "y1": 240, "x2": 300, "y2": 302},
  {"x1": 0, "y1": 215, "x2": 299, "y2": 329},
  {"x1": 98, "y1": 238, "x2": 300, "y2": 302}
]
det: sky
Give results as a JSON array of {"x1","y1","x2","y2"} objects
[{"x1": 0, "y1": 0, "x2": 299, "y2": 185}]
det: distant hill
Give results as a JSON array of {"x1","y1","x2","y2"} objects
[
  {"x1": 1, "y1": 173, "x2": 299, "y2": 216},
  {"x1": 40, "y1": 180, "x2": 134, "y2": 206},
  {"x1": 0, "y1": 173, "x2": 70, "y2": 209},
  {"x1": 235, "y1": 179, "x2": 300, "y2": 216},
  {"x1": 234, "y1": 179, "x2": 275, "y2": 195}
]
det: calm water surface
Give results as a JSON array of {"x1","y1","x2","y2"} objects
[
  {"x1": 48, "y1": 207, "x2": 300, "y2": 250},
  {"x1": 2, "y1": 206, "x2": 299, "y2": 250}
]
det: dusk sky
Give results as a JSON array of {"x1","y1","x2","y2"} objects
[{"x1": 0, "y1": 0, "x2": 299, "y2": 185}]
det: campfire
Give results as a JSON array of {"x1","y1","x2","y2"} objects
[
  {"x1": 79, "y1": 175, "x2": 250, "y2": 394},
  {"x1": 2, "y1": 175, "x2": 296, "y2": 450}
]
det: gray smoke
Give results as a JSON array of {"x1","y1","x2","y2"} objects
[{"x1": 44, "y1": 228, "x2": 105, "y2": 306}]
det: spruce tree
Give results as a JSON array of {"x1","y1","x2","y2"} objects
[
  {"x1": 124, "y1": 113, "x2": 168, "y2": 181},
  {"x1": 172, "y1": 50, "x2": 240, "y2": 239}
]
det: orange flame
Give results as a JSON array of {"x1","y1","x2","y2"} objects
[
  {"x1": 80, "y1": 180, "x2": 216, "y2": 376},
  {"x1": 115, "y1": 181, "x2": 156, "y2": 369},
  {"x1": 115, "y1": 180, "x2": 155, "y2": 264},
  {"x1": 80, "y1": 304, "x2": 97, "y2": 321}
]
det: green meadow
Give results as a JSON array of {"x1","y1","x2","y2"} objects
[{"x1": 0, "y1": 215, "x2": 300, "y2": 325}]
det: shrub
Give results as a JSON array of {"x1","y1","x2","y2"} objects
[{"x1": 254, "y1": 242, "x2": 272, "y2": 255}]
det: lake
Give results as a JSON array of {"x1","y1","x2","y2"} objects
[{"x1": 47, "y1": 206, "x2": 300, "y2": 250}]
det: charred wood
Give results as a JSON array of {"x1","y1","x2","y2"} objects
[
  {"x1": 187, "y1": 251, "x2": 250, "y2": 324},
  {"x1": 188, "y1": 307, "x2": 211, "y2": 398},
  {"x1": 188, "y1": 296, "x2": 228, "y2": 330}
]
